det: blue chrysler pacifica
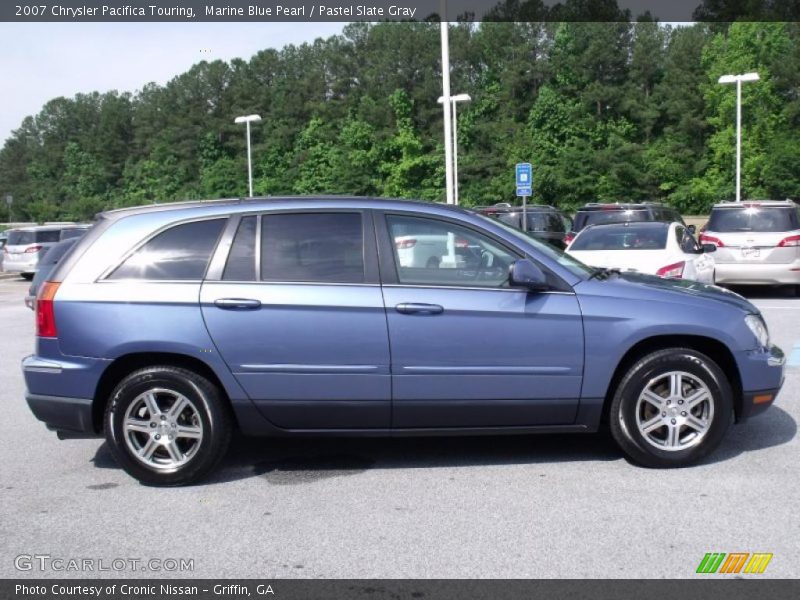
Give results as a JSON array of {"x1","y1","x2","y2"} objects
[{"x1": 23, "y1": 197, "x2": 786, "y2": 485}]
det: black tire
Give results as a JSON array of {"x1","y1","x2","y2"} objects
[
  {"x1": 609, "y1": 348, "x2": 733, "y2": 468},
  {"x1": 21, "y1": 273, "x2": 33, "y2": 281},
  {"x1": 104, "y1": 366, "x2": 231, "y2": 486}
]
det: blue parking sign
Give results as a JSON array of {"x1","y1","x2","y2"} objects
[{"x1": 516, "y1": 163, "x2": 532, "y2": 197}]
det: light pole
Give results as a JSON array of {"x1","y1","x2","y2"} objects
[
  {"x1": 439, "y1": 0, "x2": 454, "y2": 205},
  {"x1": 438, "y1": 94, "x2": 471, "y2": 205},
  {"x1": 718, "y1": 72, "x2": 759, "y2": 202},
  {"x1": 234, "y1": 114, "x2": 262, "y2": 197}
]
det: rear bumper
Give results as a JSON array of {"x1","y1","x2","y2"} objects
[
  {"x1": 26, "y1": 393, "x2": 99, "y2": 437},
  {"x1": 22, "y1": 352, "x2": 110, "y2": 436},
  {"x1": 2, "y1": 256, "x2": 38, "y2": 274},
  {"x1": 715, "y1": 261, "x2": 800, "y2": 285},
  {"x1": 736, "y1": 345, "x2": 786, "y2": 421}
]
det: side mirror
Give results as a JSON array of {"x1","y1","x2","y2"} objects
[
  {"x1": 702, "y1": 243, "x2": 717, "y2": 253},
  {"x1": 687, "y1": 224, "x2": 697, "y2": 235},
  {"x1": 509, "y1": 259, "x2": 549, "y2": 291}
]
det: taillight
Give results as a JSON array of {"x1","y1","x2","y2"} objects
[
  {"x1": 656, "y1": 261, "x2": 685, "y2": 279},
  {"x1": 36, "y1": 281, "x2": 60, "y2": 338},
  {"x1": 699, "y1": 234, "x2": 724, "y2": 247},
  {"x1": 25, "y1": 245, "x2": 43, "y2": 253},
  {"x1": 564, "y1": 232, "x2": 575, "y2": 245},
  {"x1": 395, "y1": 238, "x2": 417, "y2": 249},
  {"x1": 777, "y1": 234, "x2": 800, "y2": 247},
  {"x1": 455, "y1": 238, "x2": 470, "y2": 248}
]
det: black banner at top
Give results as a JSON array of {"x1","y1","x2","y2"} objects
[{"x1": 2, "y1": 0, "x2": 800, "y2": 23}]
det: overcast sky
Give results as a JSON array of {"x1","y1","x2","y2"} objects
[{"x1": 0, "y1": 23, "x2": 345, "y2": 145}]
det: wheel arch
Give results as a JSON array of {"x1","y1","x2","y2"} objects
[
  {"x1": 601, "y1": 335, "x2": 743, "y2": 424},
  {"x1": 92, "y1": 352, "x2": 237, "y2": 434}
]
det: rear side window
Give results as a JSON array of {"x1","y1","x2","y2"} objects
[
  {"x1": 707, "y1": 207, "x2": 799, "y2": 232},
  {"x1": 260, "y1": 213, "x2": 364, "y2": 283},
  {"x1": 59, "y1": 228, "x2": 87, "y2": 241},
  {"x1": 36, "y1": 230, "x2": 61, "y2": 243},
  {"x1": 109, "y1": 219, "x2": 225, "y2": 281},
  {"x1": 223, "y1": 216, "x2": 257, "y2": 281}
]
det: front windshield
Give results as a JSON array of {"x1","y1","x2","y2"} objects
[{"x1": 476, "y1": 214, "x2": 593, "y2": 278}]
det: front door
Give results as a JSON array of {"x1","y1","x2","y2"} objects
[
  {"x1": 378, "y1": 212, "x2": 584, "y2": 428},
  {"x1": 201, "y1": 211, "x2": 391, "y2": 429}
]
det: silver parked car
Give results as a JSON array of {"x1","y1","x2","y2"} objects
[
  {"x1": 700, "y1": 200, "x2": 800, "y2": 294},
  {"x1": 2, "y1": 224, "x2": 87, "y2": 279}
]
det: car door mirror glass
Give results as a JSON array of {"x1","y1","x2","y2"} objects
[
  {"x1": 509, "y1": 259, "x2": 548, "y2": 291},
  {"x1": 687, "y1": 224, "x2": 696, "y2": 235}
]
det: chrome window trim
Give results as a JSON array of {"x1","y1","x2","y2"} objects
[{"x1": 381, "y1": 283, "x2": 575, "y2": 295}]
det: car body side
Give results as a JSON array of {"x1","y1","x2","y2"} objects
[{"x1": 23, "y1": 198, "x2": 783, "y2": 440}]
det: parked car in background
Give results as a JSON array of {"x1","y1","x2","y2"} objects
[
  {"x1": 566, "y1": 222, "x2": 716, "y2": 284},
  {"x1": 476, "y1": 204, "x2": 572, "y2": 249},
  {"x1": 565, "y1": 203, "x2": 687, "y2": 245},
  {"x1": 700, "y1": 200, "x2": 800, "y2": 295},
  {"x1": 2, "y1": 224, "x2": 86, "y2": 279},
  {"x1": 25, "y1": 238, "x2": 80, "y2": 309},
  {"x1": 0, "y1": 231, "x2": 7, "y2": 271},
  {"x1": 22, "y1": 197, "x2": 784, "y2": 485}
]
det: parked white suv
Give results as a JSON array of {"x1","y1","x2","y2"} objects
[{"x1": 700, "y1": 200, "x2": 800, "y2": 294}]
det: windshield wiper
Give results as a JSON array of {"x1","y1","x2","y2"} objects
[{"x1": 588, "y1": 267, "x2": 621, "y2": 280}]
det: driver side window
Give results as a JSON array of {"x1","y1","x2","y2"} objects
[{"x1": 386, "y1": 215, "x2": 516, "y2": 288}]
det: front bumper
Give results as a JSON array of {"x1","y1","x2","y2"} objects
[
  {"x1": 715, "y1": 261, "x2": 800, "y2": 285},
  {"x1": 736, "y1": 344, "x2": 786, "y2": 421}
]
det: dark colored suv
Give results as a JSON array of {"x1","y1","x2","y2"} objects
[
  {"x1": 475, "y1": 204, "x2": 572, "y2": 249},
  {"x1": 566, "y1": 203, "x2": 687, "y2": 245}
]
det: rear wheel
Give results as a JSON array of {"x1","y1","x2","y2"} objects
[
  {"x1": 104, "y1": 366, "x2": 231, "y2": 486},
  {"x1": 609, "y1": 348, "x2": 733, "y2": 468}
]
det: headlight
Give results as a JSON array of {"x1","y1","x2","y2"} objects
[{"x1": 745, "y1": 314, "x2": 770, "y2": 349}]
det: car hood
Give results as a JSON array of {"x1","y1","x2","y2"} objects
[{"x1": 591, "y1": 271, "x2": 759, "y2": 314}]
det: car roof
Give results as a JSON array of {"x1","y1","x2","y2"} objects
[
  {"x1": 711, "y1": 200, "x2": 796, "y2": 209},
  {"x1": 579, "y1": 221, "x2": 673, "y2": 232},
  {"x1": 98, "y1": 196, "x2": 474, "y2": 221},
  {"x1": 7, "y1": 224, "x2": 82, "y2": 232},
  {"x1": 475, "y1": 204, "x2": 561, "y2": 213},
  {"x1": 577, "y1": 202, "x2": 668, "y2": 212}
]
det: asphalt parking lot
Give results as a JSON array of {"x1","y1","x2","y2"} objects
[{"x1": 0, "y1": 277, "x2": 797, "y2": 579}]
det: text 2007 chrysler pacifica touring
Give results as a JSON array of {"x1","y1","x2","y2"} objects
[{"x1": 23, "y1": 198, "x2": 785, "y2": 485}]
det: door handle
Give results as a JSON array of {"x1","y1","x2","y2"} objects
[
  {"x1": 214, "y1": 298, "x2": 262, "y2": 310},
  {"x1": 395, "y1": 303, "x2": 444, "y2": 315}
]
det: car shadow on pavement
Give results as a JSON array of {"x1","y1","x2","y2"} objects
[
  {"x1": 727, "y1": 284, "x2": 799, "y2": 299},
  {"x1": 700, "y1": 405, "x2": 797, "y2": 465},
  {"x1": 89, "y1": 406, "x2": 796, "y2": 484}
]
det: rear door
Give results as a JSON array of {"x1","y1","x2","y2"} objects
[
  {"x1": 200, "y1": 210, "x2": 391, "y2": 430},
  {"x1": 376, "y1": 211, "x2": 584, "y2": 429}
]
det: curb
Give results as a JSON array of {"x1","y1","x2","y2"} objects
[{"x1": 0, "y1": 273, "x2": 24, "y2": 281}]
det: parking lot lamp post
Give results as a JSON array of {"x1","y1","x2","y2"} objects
[
  {"x1": 439, "y1": 94, "x2": 471, "y2": 206},
  {"x1": 234, "y1": 114, "x2": 262, "y2": 197},
  {"x1": 718, "y1": 73, "x2": 759, "y2": 202},
  {"x1": 439, "y1": 0, "x2": 455, "y2": 205}
]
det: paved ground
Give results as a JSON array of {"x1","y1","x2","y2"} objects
[{"x1": 0, "y1": 277, "x2": 797, "y2": 579}]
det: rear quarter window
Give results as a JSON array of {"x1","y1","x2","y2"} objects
[{"x1": 109, "y1": 218, "x2": 226, "y2": 281}]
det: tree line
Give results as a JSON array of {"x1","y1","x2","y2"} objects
[{"x1": 2, "y1": 17, "x2": 800, "y2": 222}]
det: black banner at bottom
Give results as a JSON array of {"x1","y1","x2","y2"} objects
[{"x1": 3, "y1": 579, "x2": 800, "y2": 600}]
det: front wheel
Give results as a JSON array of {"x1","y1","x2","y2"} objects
[
  {"x1": 105, "y1": 366, "x2": 231, "y2": 486},
  {"x1": 609, "y1": 348, "x2": 733, "y2": 468}
]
